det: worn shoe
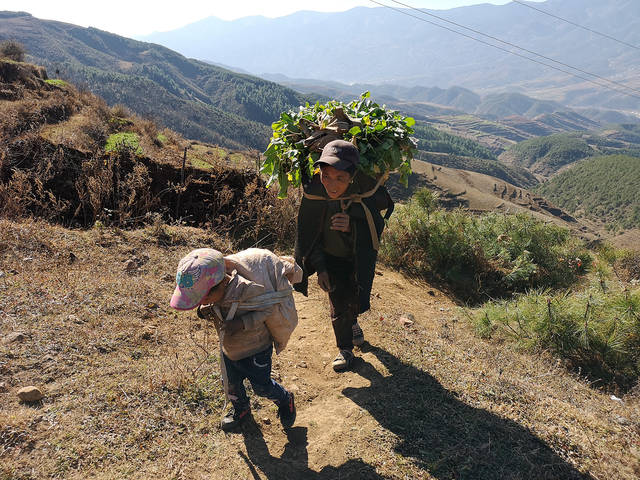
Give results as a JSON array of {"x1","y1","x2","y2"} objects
[
  {"x1": 332, "y1": 349, "x2": 354, "y2": 372},
  {"x1": 220, "y1": 405, "x2": 251, "y2": 432},
  {"x1": 352, "y1": 322, "x2": 364, "y2": 347},
  {"x1": 277, "y1": 392, "x2": 296, "y2": 428}
]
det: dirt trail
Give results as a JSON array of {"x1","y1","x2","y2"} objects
[
  {"x1": 214, "y1": 268, "x2": 457, "y2": 479},
  {"x1": 1, "y1": 221, "x2": 637, "y2": 479},
  {"x1": 204, "y1": 268, "x2": 638, "y2": 479}
]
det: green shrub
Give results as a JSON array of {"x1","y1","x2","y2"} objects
[
  {"x1": 45, "y1": 79, "x2": 67, "y2": 87},
  {"x1": 105, "y1": 132, "x2": 142, "y2": 156},
  {"x1": 470, "y1": 281, "x2": 640, "y2": 390},
  {"x1": 380, "y1": 189, "x2": 591, "y2": 300}
]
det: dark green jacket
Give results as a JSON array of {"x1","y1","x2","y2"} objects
[{"x1": 293, "y1": 171, "x2": 394, "y2": 313}]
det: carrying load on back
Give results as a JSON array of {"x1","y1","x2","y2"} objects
[
  {"x1": 263, "y1": 93, "x2": 417, "y2": 372},
  {"x1": 261, "y1": 91, "x2": 417, "y2": 198}
]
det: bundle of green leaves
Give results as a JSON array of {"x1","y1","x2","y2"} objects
[{"x1": 262, "y1": 92, "x2": 417, "y2": 197}]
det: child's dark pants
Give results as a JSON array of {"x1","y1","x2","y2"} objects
[
  {"x1": 222, "y1": 345, "x2": 288, "y2": 409},
  {"x1": 326, "y1": 254, "x2": 359, "y2": 351}
]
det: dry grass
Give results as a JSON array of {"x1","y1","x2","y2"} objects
[{"x1": 1, "y1": 218, "x2": 638, "y2": 479}]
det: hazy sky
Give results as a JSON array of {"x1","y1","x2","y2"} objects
[{"x1": 3, "y1": 1, "x2": 544, "y2": 37}]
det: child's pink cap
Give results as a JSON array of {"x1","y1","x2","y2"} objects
[{"x1": 170, "y1": 248, "x2": 226, "y2": 310}]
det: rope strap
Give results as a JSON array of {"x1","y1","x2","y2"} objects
[{"x1": 303, "y1": 171, "x2": 389, "y2": 251}]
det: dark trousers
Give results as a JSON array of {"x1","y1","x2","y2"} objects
[
  {"x1": 326, "y1": 254, "x2": 359, "y2": 351},
  {"x1": 222, "y1": 345, "x2": 288, "y2": 409}
]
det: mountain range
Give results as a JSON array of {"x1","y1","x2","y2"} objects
[
  {"x1": 140, "y1": 0, "x2": 640, "y2": 113},
  {"x1": 0, "y1": 11, "x2": 309, "y2": 150}
]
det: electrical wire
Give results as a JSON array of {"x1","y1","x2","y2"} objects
[
  {"x1": 512, "y1": 0, "x2": 640, "y2": 51},
  {"x1": 367, "y1": 0, "x2": 640, "y2": 101},
  {"x1": 385, "y1": 0, "x2": 640, "y2": 98}
]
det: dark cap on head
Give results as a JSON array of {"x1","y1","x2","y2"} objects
[{"x1": 316, "y1": 139, "x2": 360, "y2": 171}]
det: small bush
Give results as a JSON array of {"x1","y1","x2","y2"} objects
[
  {"x1": 105, "y1": 132, "x2": 143, "y2": 156},
  {"x1": 110, "y1": 104, "x2": 131, "y2": 118},
  {"x1": 470, "y1": 282, "x2": 640, "y2": 391},
  {"x1": 380, "y1": 188, "x2": 591, "y2": 300},
  {"x1": 45, "y1": 79, "x2": 67, "y2": 88},
  {"x1": 0, "y1": 40, "x2": 26, "y2": 62}
]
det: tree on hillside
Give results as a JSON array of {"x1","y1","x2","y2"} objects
[{"x1": 0, "y1": 40, "x2": 26, "y2": 62}]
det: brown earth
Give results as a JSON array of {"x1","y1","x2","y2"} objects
[
  {"x1": 408, "y1": 160, "x2": 603, "y2": 244},
  {"x1": 1, "y1": 219, "x2": 638, "y2": 479}
]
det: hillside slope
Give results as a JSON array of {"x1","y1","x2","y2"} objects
[
  {"x1": 0, "y1": 11, "x2": 308, "y2": 150},
  {"x1": 535, "y1": 154, "x2": 640, "y2": 230},
  {"x1": 0, "y1": 219, "x2": 637, "y2": 479},
  {"x1": 0, "y1": 59, "x2": 297, "y2": 245},
  {"x1": 406, "y1": 159, "x2": 600, "y2": 241},
  {"x1": 2, "y1": 57, "x2": 639, "y2": 480}
]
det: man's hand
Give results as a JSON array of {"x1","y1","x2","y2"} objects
[
  {"x1": 330, "y1": 213, "x2": 350, "y2": 232},
  {"x1": 317, "y1": 271, "x2": 333, "y2": 292},
  {"x1": 223, "y1": 317, "x2": 244, "y2": 336}
]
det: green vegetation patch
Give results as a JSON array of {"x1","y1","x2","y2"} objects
[
  {"x1": 535, "y1": 155, "x2": 640, "y2": 230},
  {"x1": 45, "y1": 78, "x2": 67, "y2": 87},
  {"x1": 413, "y1": 122, "x2": 496, "y2": 160},
  {"x1": 380, "y1": 189, "x2": 590, "y2": 301},
  {"x1": 189, "y1": 157, "x2": 214, "y2": 170},
  {"x1": 105, "y1": 132, "x2": 142, "y2": 155},
  {"x1": 471, "y1": 278, "x2": 640, "y2": 390},
  {"x1": 506, "y1": 133, "x2": 594, "y2": 173}
]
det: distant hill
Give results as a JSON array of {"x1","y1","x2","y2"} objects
[
  {"x1": 264, "y1": 73, "x2": 638, "y2": 127},
  {"x1": 141, "y1": 0, "x2": 640, "y2": 113},
  {"x1": 535, "y1": 155, "x2": 640, "y2": 230},
  {"x1": 413, "y1": 123, "x2": 496, "y2": 160},
  {"x1": 475, "y1": 93, "x2": 564, "y2": 119},
  {"x1": 500, "y1": 125, "x2": 640, "y2": 176},
  {"x1": 0, "y1": 11, "x2": 309, "y2": 150}
]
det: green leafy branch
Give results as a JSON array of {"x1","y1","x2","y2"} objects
[{"x1": 262, "y1": 92, "x2": 417, "y2": 197}]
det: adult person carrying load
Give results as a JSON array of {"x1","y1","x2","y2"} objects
[{"x1": 294, "y1": 139, "x2": 394, "y2": 371}]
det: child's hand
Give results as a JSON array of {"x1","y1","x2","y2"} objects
[
  {"x1": 223, "y1": 317, "x2": 244, "y2": 335},
  {"x1": 330, "y1": 213, "x2": 350, "y2": 232}
]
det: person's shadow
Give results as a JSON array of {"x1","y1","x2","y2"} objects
[
  {"x1": 340, "y1": 345, "x2": 593, "y2": 480},
  {"x1": 240, "y1": 422, "x2": 388, "y2": 479}
]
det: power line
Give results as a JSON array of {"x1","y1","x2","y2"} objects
[
  {"x1": 512, "y1": 0, "x2": 640, "y2": 51},
  {"x1": 367, "y1": 0, "x2": 640, "y2": 101},
  {"x1": 385, "y1": 0, "x2": 640, "y2": 98}
]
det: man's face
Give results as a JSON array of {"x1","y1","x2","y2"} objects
[{"x1": 320, "y1": 165, "x2": 352, "y2": 199}]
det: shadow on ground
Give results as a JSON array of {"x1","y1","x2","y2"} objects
[
  {"x1": 240, "y1": 423, "x2": 387, "y2": 479},
  {"x1": 341, "y1": 345, "x2": 593, "y2": 480}
]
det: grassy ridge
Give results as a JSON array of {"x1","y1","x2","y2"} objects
[
  {"x1": 535, "y1": 155, "x2": 640, "y2": 230},
  {"x1": 412, "y1": 122, "x2": 538, "y2": 187},
  {"x1": 416, "y1": 150, "x2": 537, "y2": 188},
  {"x1": 1, "y1": 13, "x2": 309, "y2": 149},
  {"x1": 504, "y1": 125, "x2": 640, "y2": 176}
]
